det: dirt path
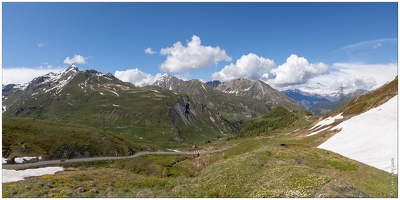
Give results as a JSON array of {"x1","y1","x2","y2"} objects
[{"x1": 2, "y1": 148, "x2": 230, "y2": 170}]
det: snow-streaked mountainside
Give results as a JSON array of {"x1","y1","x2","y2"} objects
[
  {"x1": 282, "y1": 88, "x2": 368, "y2": 114},
  {"x1": 282, "y1": 89, "x2": 331, "y2": 109},
  {"x1": 203, "y1": 77, "x2": 304, "y2": 111},
  {"x1": 153, "y1": 74, "x2": 304, "y2": 123},
  {"x1": 317, "y1": 95, "x2": 397, "y2": 174}
]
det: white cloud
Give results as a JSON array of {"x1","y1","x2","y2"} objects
[
  {"x1": 264, "y1": 54, "x2": 329, "y2": 87},
  {"x1": 159, "y1": 35, "x2": 232, "y2": 73},
  {"x1": 288, "y1": 62, "x2": 397, "y2": 94},
  {"x1": 2, "y1": 67, "x2": 66, "y2": 85},
  {"x1": 63, "y1": 55, "x2": 87, "y2": 65},
  {"x1": 114, "y1": 68, "x2": 162, "y2": 87},
  {"x1": 211, "y1": 53, "x2": 275, "y2": 81},
  {"x1": 331, "y1": 62, "x2": 397, "y2": 85},
  {"x1": 37, "y1": 43, "x2": 46, "y2": 48},
  {"x1": 145, "y1": 47, "x2": 157, "y2": 54}
]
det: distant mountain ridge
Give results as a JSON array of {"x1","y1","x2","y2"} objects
[
  {"x1": 153, "y1": 75, "x2": 304, "y2": 124},
  {"x1": 309, "y1": 89, "x2": 368, "y2": 115},
  {"x1": 205, "y1": 78, "x2": 303, "y2": 111},
  {"x1": 281, "y1": 89, "x2": 331, "y2": 109}
]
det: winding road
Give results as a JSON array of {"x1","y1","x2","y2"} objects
[{"x1": 2, "y1": 148, "x2": 230, "y2": 170}]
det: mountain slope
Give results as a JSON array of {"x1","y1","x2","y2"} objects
[
  {"x1": 206, "y1": 78, "x2": 304, "y2": 111},
  {"x1": 305, "y1": 76, "x2": 398, "y2": 173},
  {"x1": 318, "y1": 95, "x2": 397, "y2": 173},
  {"x1": 2, "y1": 66, "x2": 237, "y2": 149},
  {"x1": 153, "y1": 75, "x2": 304, "y2": 124},
  {"x1": 153, "y1": 74, "x2": 271, "y2": 123}
]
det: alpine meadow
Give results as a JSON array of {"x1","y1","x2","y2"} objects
[{"x1": 2, "y1": 2, "x2": 398, "y2": 198}]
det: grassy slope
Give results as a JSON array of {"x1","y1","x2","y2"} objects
[
  {"x1": 2, "y1": 117, "x2": 159, "y2": 160},
  {"x1": 3, "y1": 109, "x2": 397, "y2": 198}
]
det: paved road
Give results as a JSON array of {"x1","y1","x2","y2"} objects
[{"x1": 2, "y1": 148, "x2": 229, "y2": 170}]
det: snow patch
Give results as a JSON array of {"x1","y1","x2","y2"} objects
[
  {"x1": 318, "y1": 95, "x2": 397, "y2": 174},
  {"x1": 99, "y1": 92, "x2": 105, "y2": 95},
  {"x1": 2, "y1": 167, "x2": 64, "y2": 183},
  {"x1": 14, "y1": 157, "x2": 38, "y2": 164},
  {"x1": 306, "y1": 126, "x2": 331, "y2": 137},
  {"x1": 201, "y1": 84, "x2": 207, "y2": 91},
  {"x1": 309, "y1": 113, "x2": 343, "y2": 130},
  {"x1": 110, "y1": 90, "x2": 119, "y2": 97}
]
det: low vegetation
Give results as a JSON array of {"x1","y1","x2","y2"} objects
[
  {"x1": 3, "y1": 131, "x2": 397, "y2": 197},
  {"x1": 2, "y1": 117, "x2": 158, "y2": 160}
]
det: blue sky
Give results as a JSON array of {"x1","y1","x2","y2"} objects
[{"x1": 2, "y1": 2, "x2": 398, "y2": 94}]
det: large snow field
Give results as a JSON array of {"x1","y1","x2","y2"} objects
[
  {"x1": 318, "y1": 95, "x2": 398, "y2": 174},
  {"x1": 3, "y1": 167, "x2": 64, "y2": 183}
]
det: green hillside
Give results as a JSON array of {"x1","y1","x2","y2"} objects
[
  {"x1": 2, "y1": 117, "x2": 154, "y2": 160},
  {"x1": 3, "y1": 120, "x2": 397, "y2": 197},
  {"x1": 3, "y1": 69, "x2": 237, "y2": 149}
]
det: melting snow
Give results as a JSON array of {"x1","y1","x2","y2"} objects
[
  {"x1": 318, "y1": 95, "x2": 398, "y2": 174},
  {"x1": 13, "y1": 83, "x2": 29, "y2": 91},
  {"x1": 309, "y1": 113, "x2": 343, "y2": 130},
  {"x1": 2, "y1": 167, "x2": 64, "y2": 183},
  {"x1": 14, "y1": 157, "x2": 37, "y2": 164},
  {"x1": 306, "y1": 126, "x2": 331, "y2": 137},
  {"x1": 110, "y1": 90, "x2": 119, "y2": 97}
]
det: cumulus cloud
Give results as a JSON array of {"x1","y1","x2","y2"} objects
[
  {"x1": 159, "y1": 35, "x2": 232, "y2": 73},
  {"x1": 114, "y1": 68, "x2": 162, "y2": 87},
  {"x1": 211, "y1": 53, "x2": 275, "y2": 81},
  {"x1": 64, "y1": 55, "x2": 87, "y2": 65},
  {"x1": 145, "y1": 47, "x2": 157, "y2": 54},
  {"x1": 264, "y1": 54, "x2": 329, "y2": 87},
  {"x1": 2, "y1": 67, "x2": 66, "y2": 85}
]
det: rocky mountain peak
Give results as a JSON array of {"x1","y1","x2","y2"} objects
[{"x1": 153, "y1": 74, "x2": 183, "y2": 89}]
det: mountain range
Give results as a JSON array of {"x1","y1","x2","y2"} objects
[
  {"x1": 153, "y1": 74, "x2": 304, "y2": 123},
  {"x1": 2, "y1": 65, "x2": 238, "y2": 151}
]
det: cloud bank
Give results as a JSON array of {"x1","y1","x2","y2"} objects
[
  {"x1": 2, "y1": 67, "x2": 66, "y2": 85},
  {"x1": 114, "y1": 68, "x2": 162, "y2": 87},
  {"x1": 160, "y1": 35, "x2": 232, "y2": 73}
]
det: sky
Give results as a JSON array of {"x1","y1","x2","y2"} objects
[{"x1": 2, "y1": 2, "x2": 398, "y2": 94}]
